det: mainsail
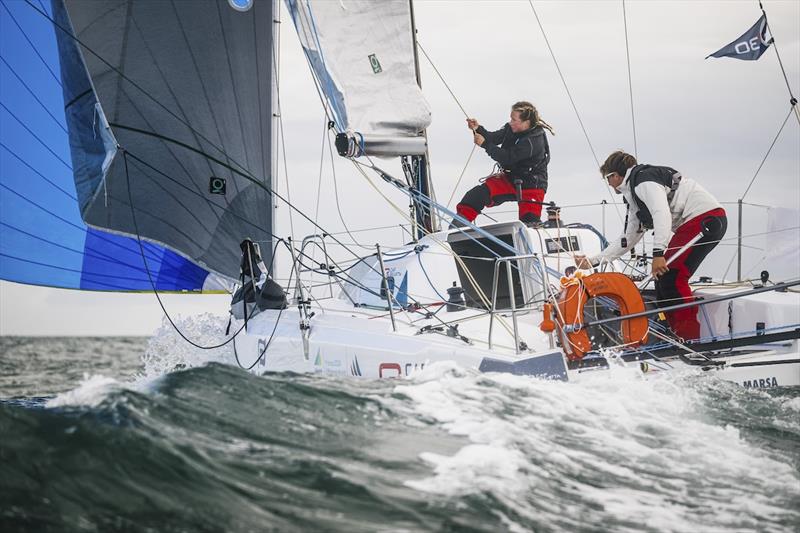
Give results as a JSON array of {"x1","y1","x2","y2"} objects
[
  {"x1": 52, "y1": 0, "x2": 273, "y2": 283},
  {"x1": 286, "y1": 0, "x2": 431, "y2": 157}
]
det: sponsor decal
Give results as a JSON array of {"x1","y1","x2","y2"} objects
[
  {"x1": 314, "y1": 349, "x2": 346, "y2": 375},
  {"x1": 350, "y1": 355, "x2": 363, "y2": 377},
  {"x1": 742, "y1": 377, "x2": 778, "y2": 388},
  {"x1": 257, "y1": 338, "x2": 268, "y2": 367},
  {"x1": 378, "y1": 363, "x2": 402, "y2": 379},
  {"x1": 376, "y1": 362, "x2": 426, "y2": 378},
  {"x1": 404, "y1": 362, "x2": 426, "y2": 376}
]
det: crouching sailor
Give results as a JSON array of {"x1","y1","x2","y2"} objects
[
  {"x1": 455, "y1": 101, "x2": 554, "y2": 226},
  {"x1": 575, "y1": 150, "x2": 727, "y2": 340}
]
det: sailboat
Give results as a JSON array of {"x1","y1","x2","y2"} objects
[{"x1": 1, "y1": 0, "x2": 798, "y2": 387}]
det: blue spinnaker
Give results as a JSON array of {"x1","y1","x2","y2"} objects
[{"x1": 0, "y1": 0, "x2": 212, "y2": 291}]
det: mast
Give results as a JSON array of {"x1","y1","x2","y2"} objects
[
  {"x1": 271, "y1": 0, "x2": 280, "y2": 277},
  {"x1": 408, "y1": 0, "x2": 438, "y2": 238}
]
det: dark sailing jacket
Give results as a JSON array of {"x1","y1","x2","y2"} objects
[{"x1": 476, "y1": 124, "x2": 550, "y2": 190}]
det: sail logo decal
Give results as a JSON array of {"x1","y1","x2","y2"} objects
[
  {"x1": 368, "y1": 54, "x2": 382, "y2": 74},
  {"x1": 209, "y1": 176, "x2": 226, "y2": 195},
  {"x1": 228, "y1": 0, "x2": 253, "y2": 12}
]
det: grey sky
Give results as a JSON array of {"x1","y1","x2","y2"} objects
[{"x1": 1, "y1": 0, "x2": 798, "y2": 336}]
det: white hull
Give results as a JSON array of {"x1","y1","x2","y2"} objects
[
  {"x1": 233, "y1": 222, "x2": 800, "y2": 389},
  {"x1": 233, "y1": 303, "x2": 800, "y2": 388}
]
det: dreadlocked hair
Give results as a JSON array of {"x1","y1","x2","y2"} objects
[
  {"x1": 512, "y1": 101, "x2": 555, "y2": 135},
  {"x1": 600, "y1": 150, "x2": 637, "y2": 177}
]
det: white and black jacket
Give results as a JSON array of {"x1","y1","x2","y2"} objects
[{"x1": 589, "y1": 165, "x2": 722, "y2": 265}]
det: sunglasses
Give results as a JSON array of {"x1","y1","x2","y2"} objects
[{"x1": 603, "y1": 172, "x2": 617, "y2": 181}]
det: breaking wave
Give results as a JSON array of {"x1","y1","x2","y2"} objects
[{"x1": 1, "y1": 329, "x2": 798, "y2": 532}]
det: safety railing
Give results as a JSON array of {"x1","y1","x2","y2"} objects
[{"x1": 488, "y1": 253, "x2": 555, "y2": 354}]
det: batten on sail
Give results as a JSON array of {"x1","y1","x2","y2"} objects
[{"x1": 287, "y1": 0, "x2": 431, "y2": 158}]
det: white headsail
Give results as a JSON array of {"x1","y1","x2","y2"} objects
[{"x1": 286, "y1": 0, "x2": 431, "y2": 157}]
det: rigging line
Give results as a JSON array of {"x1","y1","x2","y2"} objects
[
  {"x1": 234, "y1": 246, "x2": 290, "y2": 371},
  {"x1": 0, "y1": 55, "x2": 67, "y2": 133},
  {"x1": 760, "y1": 2, "x2": 799, "y2": 119},
  {"x1": 114, "y1": 127, "x2": 395, "y2": 289},
  {"x1": 124, "y1": 155, "x2": 232, "y2": 241},
  {"x1": 122, "y1": 150, "x2": 249, "y2": 349},
  {"x1": 0, "y1": 101, "x2": 72, "y2": 170},
  {"x1": 23, "y1": 0, "x2": 255, "y2": 179},
  {"x1": 446, "y1": 144, "x2": 477, "y2": 209},
  {"x1": 0, "y1": 0, "x2": 62, "y2": 87},
  {"x1": 253, "y1": 0, "x2": 266, "y2": 204},
  {"x1": 740, "y1": 105, "x2": 793, "y2": 200},
  {"x1": 312, "y1": 117, "x2": 327, "y2": 255},
  {"x1": 120, "y1": 149, "x2": 263, "y2": 237},
  {"x1": 527, "y1": 0, "x2": 622, "y2": 223},
  {"x1": 416, "y1": 40, "x2": 469, "y2": 118},
  {"x1": 326, "y1": 129, "x2": 375, "y2": 250},
  {"x1": 271, "y1": 24, "x2": 295, "y2": 241},
  {"x1": 106, "y1": 125, "x2": 267, "y2": 233},
  {"x1": 277, "y1": 111, "x2": 296, "y2": 242},
  {"x1": 621, "y1": 0, "x2": 637, "y2": 158},
  {"x1": 527, "y1": 1, "x2": 597, "y2": 166}
]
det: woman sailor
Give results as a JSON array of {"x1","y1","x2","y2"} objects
[
  {"x1": 455, "y1": 101, "x2": 554, "y2": 226},
  {"x1": 575, "y1": 150, "x2": 727, "y2": 341}
]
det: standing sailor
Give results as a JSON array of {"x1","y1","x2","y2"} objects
[
  {"x1": 575, "y1": 151, "x2": 727, "y2": 340},
  {"x1": 455, "y1": 101, "x2": 554, "y2": 226}
]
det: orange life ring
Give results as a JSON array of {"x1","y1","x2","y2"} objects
[{"x1": 555, "y1": 272, "x2": 649, "y2": 360}]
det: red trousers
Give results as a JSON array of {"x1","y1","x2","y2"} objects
[
  {"x1": 656, "y1": 208, "x2": 727, "y2": 340},
  {"x1": 456, "y1": 173, "x2": 545, "y2": 224}
]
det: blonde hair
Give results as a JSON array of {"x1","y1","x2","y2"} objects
[{"x1": 512, "y1": 101, "x2": 555, "y2": 135}]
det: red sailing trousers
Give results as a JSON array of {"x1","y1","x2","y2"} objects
[
  {"x1": 456, "y1": 173, "x2": 545, "y2": 224},
  {"x1": 656, "y1": 207, "x2": 727, "y2": 340}
]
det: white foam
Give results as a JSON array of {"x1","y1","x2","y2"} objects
[
  {"x1": 46, "y1": 374, "x2": 123, "y2": 408},
  {"x1": 393, "y1": 360, "x2": 800, "y2": 530},
  {"x1": 405, "y1": 444, "x2": 526, "y2": 497},
  {"x1": 135, "y1": 312, "x2": 235, "y2": 384}
]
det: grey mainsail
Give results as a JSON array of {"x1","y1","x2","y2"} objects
[{"x1": 53, "y1": 0, "x2": 274, "y2": 281}]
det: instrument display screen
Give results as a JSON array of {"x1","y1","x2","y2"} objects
[{"x1": 544, "y1": 236, "x2": 580, "y2": 254}]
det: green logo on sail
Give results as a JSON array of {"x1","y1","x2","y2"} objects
[{"x1": 368, "y1": 54, "x2": 382, "y2": 74}]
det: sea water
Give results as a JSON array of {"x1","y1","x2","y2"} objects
[{"x1": 1, "y1": 316, "x2": 799, "y2": 532}]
